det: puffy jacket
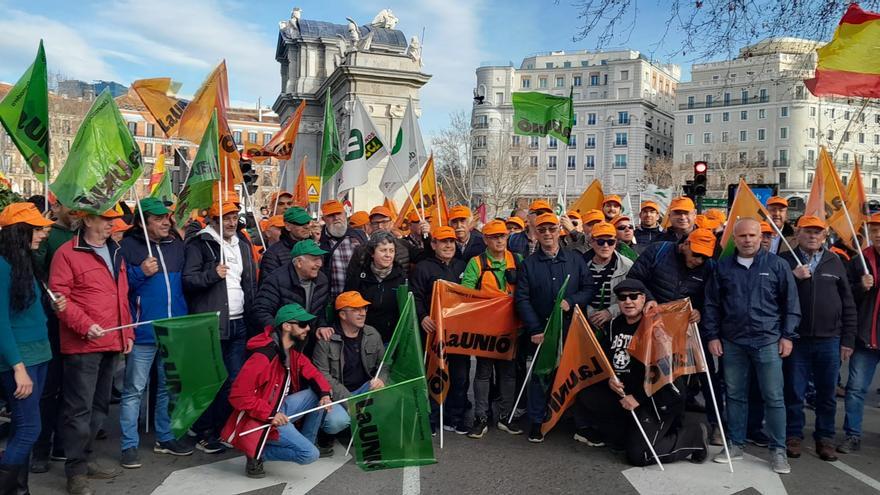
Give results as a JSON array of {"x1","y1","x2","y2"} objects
[
  {"x1": 508, "y1": 231, "x2": 539, "y2": 259},
  {"x1": 410, "y1": 256, "x2": 466, "y2": 324},
  {"x1": 848, "y1": 247, "x2": 880, "y2": 349},
  {"x1": 49, "y1": 232, "x2": 133, "y2": 355},
  {"x1": 586, "y1": 251, "x2": 633, "y2": 319},
  {"x1": 311, "y1": 325, "x2": 387, "y2": 400},
  {"x1": 779, "y1": 249, "x2": 856, "y2": 347},
  {"x1": 252, "y1": 263, "x2": 330, "y2": 351},
  {"x1": 515, "y1": 247, "x2": 593, "y2": 335},
  {"x1": 259, "y1": 234, "x2": 301, "y2": 281},
  {"x1": 703, "y1": 249, "x2": 800, "y2": 347},
  {"x1": 182, "y1": 229, "x2": 258, "y2": 339},
  {"x1": 455, "y1": 231, "x2": 486, "y2": 262},
  {"x1": 220, "y1": 326, "x2": 331, "y2": 459},
  {"x1": 627, "y1": 241, "x2": 714, "y2": 311},
  {"x1": 119, "y1": 229, "x2": 188, "y2": 344},
  {"x1": 344, "y1": 262, "x2": 408, "y2": 343},
  {"x1": 634, "y1": 226, "x2": 663, "y2": 247}
]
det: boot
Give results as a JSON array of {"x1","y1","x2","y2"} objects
[
  {"x1": 816, "y1": 439, "x2": 839, "y2": 462},
  {"x1": 245, "y1": 457, "x2": 265, "y2": 479},
  {"x1": 0, "y1": 464, "x2": 20, "y2": 495},
  {"x1": 66, "y1": 475, "x2": 94, "y2": 495}
]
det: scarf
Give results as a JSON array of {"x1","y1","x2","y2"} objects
[{"x1": 371, "y1": 262, "x2": 393, "y2": 282}]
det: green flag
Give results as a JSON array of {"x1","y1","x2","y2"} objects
[
  {"x1": 512, "y1": 89, "x2": 573, "y2": 142},
  {"x1": 382, "y1": 293, "x2": 425, "y2": 385},
  {"x1": 50, "y1": 90, "x2": 143, "y2": 213},
  {"x1": 175, "y1": 110, "x2": 220, "y2": 224},
  {"x1": 533, "y1": 275, "x2": 570, "y2": 376},
  {"x1": 320, "y1": 88, "x2": 342, "y2": 183},
  {"x1": 618, "y1": 242, "x2": 639, "y2": 262},
  {"x1": 347, "y1": 377, "x2": 436, "y2": 471},
  {"x1": 153, "y1": 312, "x2": 227, "y2": 439},
  {"x1": 0, "y1": 40, "x2": 49, "y2": 181}
]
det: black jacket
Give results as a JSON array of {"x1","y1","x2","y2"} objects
[
  {"x1": 634, "y1": 226, "x2": 663, "y2": 247},
  {"x1": 260, "y1": 233, "x2": 302, "y2": 280},
  {"x1": 456, "y1": 231, "x2": 487, "y2": 262},
  {"x1": 780, "y1": 249, "x2": 857, "y2": 347},
  {"x1": 410, "y1": 256, "x2": 466, "y2": 324},
  {"x1": 848, "y1": 247, "x2": 880, "y2": 350},
  {"x1": 182, "y1": 229, "x2": 257, "y2": 339},
  {"x1": 252, "y1": 262, "x2": 331, "y2": 343},
  {"x1": 346, "y1": 236, "x2": 411, "y2": 281},
  {"x1": 514, "y1": 247, "x2": 593, "y2": 335},
  {"x1": 344, "y1": 263, "x2": 408, "y2": 343},
  {"x1": 627, "y1": 241, "x2": 714, "y2": 311}
]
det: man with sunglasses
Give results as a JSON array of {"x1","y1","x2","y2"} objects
[
  {"x1": 585, "y1": 222, "x2": 634, "y2": 329},
  {"x1": 612, "y1": 216, "x2": 639, "y2": 259},
  {"x1": 514, "y1": 213, "x2": 593, "y2": 443},
  {"x1": 560, "y1": 210, "x2": 589, "y2": 254},
  {"x1": 508, "y1": 200, "x2": 553, "y2": 258}
]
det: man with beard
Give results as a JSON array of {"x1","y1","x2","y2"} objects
[
  {"x1": 634, "y1": 201, "x2": 663, "y2": 247},
  {"x1": 318, "y1": 201, "x2": 367, "y2": 299}
]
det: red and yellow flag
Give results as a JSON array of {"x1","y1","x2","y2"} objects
[
  {"x1": 130, "y1": 78, "x2": 187, "y2": 138},
  {"x1": 148, "y1": 152, "x2": 166, "y2": 193},
  {"x1": 719, "y1": 179, "x2": 771, "y2": 257},
  {"x1": 291, "y1": 156, "x2": 309, "y2": 208},
  {"x1": 541, "y1": 306, "x2": 613, "y2": 435},
  {"x1": 394, "y1": 155, "x2": 449, "y2": 229},
  {"x1": 242, "y1": 100, "x2": 305, "y2": 162},
  {"x1": 627, "y1": 299, "x2": 706, "y2": 397},
  {"x1": 569, "y1": 179, "x2": 604, "y2": 214},
  {"x1": 806, "y1": 4, "x2": 880, "y2": 98}
]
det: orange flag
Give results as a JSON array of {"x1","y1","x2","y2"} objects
[
  {"x1": 570, "y1": 179, "x2": 604, "y2": 215},
  {"x1": 291, "y1": 156, "x2": 309, "y2": 208},
  {"x1": 829, "y1": 159, "x2": 867, "y2": 249},
  {"x1": 627, "y1": 299, "x2": 706, "y2": 397},
  {"x1": 426, "y1": 283, "x2": 449, "y2": 404},
  {"x1": 719, "y1": 179, "x2": 771, "y2": 257},
  {"x1": 805, "y1": 147, "x2": 847, "y2": 219},
  {"x1": 242, "y1": 100, "x2": 305, "y2": 162},
  {"x1": 394, "y1": 155, "x2": 448, "y2": 229},
  {"x1": 541, "y1": 306, "x2": 614, "y2": 435},
  {"x1": 431, "y1": 280, "x2": 520, "y2": 360},
  {"x1": 130, "y1": 78, "x2": 188, "y2": 138},
  {"x1": 384, "y1": 197, "x2": 399, "y2": 222}
]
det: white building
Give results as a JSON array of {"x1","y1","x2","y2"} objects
[
  {"x1": 674, "y1": 38, "x2": 880, "y2": 208},
  {"x1": 472, "y1": 49, "x2": 680, "y2": 209}
]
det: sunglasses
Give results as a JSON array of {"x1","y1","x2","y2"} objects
[
  {"x1": 616, "y1": 225, "x2": 634, "y2": 231},
  {"x1": 537, "y1": 226, "x2": 559, "y2": 234},
  {"x1": 618, "y1": 293, "x2": 642, "y2": 301},
  {"x1": 594, "y1": 238, "x2": 616, "y2": 246}
]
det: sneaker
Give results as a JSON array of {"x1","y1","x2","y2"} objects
[
  {"x1": 51, "y1": 447, "x2": 67, "y2": 461},
  {"x1": 442, "y1": 424, "x2": 456, "y2": 433},
  {"x1": 454, "y1": 421, "x2": 470, "y2": 435},
  {"x1": 690, "y1": 424, "x2": 709, "y2": 464},
  {"x1": 785, "y1": 437, "x2": 802, "y2": 458},
  {"x1": 246, "y1": 457, "x2": 265, "y2": 479},
  {"x1": 709, "y1": 425, "x2": 724, "y2": 447},
  {"x1": 528, "y1": 423, "x2": 544, "y2": 443},
  {"x1": 318, "y1": 445, "x2": 335, "y2": 458},
  {"x1": 467, "y1": 417, "x2": 489, "y2": 439},
  {"x1": 86, "y1": 461, "x2": 120, "y2": 479},
  {"x1": 196, "y1": 438, "x2": 226, "y2": 454},
  {"x1": 120, "y1": 448, "x2": 141, "y2": 469},
  {"x1": 573, "y1": 428, "x2": 605, "y2": 447},
  {"x1": 497, "y1": 417, "x2": 524, "y2": 435},
  {"x1": 747, "y1": 430, "x2": 770, "y2": 448},
  {"x1": 154, "y1": 439, "x2": 194, "y2": 456},
  {"x1": 431, "y1": 424, "x2": 438, "y2": 437},
  {"x1": 30, "y1": 455, "x2": 49, "y2": 474},
  {"x1": 771, "y1": 449, "x2": 791, "y2": 474},
  {"x1": 713, "y1": 444, "x2": 744, "y2": 463},
  {"x1": 837, "y1": 436, "x2": 861, "y2": 454},
  {"x1": 67, "y1": 475, "x2": 93, "y2": 495}
]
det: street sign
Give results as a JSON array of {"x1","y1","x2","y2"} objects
[
  {"x1": 306, "y1": 176, "x2": 320, "y2": 203},
  {"x1": 701, "y1": 198, "x2": 728, "y2": 208}
]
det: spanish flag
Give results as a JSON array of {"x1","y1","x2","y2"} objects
[{"x1": 805, "y1": 4, "x2": 880, "y2": 97}]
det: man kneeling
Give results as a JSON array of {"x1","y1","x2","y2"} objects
[{"x1": 221, "y1": 303, "x2": 347, "y2": 479}]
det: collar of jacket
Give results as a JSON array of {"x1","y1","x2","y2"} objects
[
  {"x1": 637, "y1": 225, "x2": 662, "y2": 232},
  {"x1": 125, "y1": 225, "x2": 177, "y2": 245},
  {"x1": 536, "y1": 246, "x2": 568, "y2": 262},
  {"x1": 72, "y1": 229, "x2": 121, "y2": 254},
  {"x1": 329, "y1": 324, "x2": 378, "y2": 342},
  {"x1": 429, "y1": 255, "x2": 456, "y2": 267},
  {"x1": 728, "y1": 247, "x2": 768, "y2": 267}
]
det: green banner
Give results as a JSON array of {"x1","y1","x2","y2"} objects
[
  {"x1": 175, "y1": 110, "x2": 220, "y2": 223},
  {"x1": 348, "y1": 377, "x2": 436, "y2": 471},
  {"x1": 0, "y1": 40, "x2": 49, "y2": 181},
  {"x1": 618, "y1": 242, "x2": 639, "y2": 262},
  {"x1": 533, "y1": 275, "x2": 570, "y2": 376},
  {"x1": 383, "y1": 293, "x2": 425, "y2": 385},
  {"x1": 512, "y1": 90, "x2": 573, "y2": 142},
  {"x1": 320, "y1": 88, "x2": 343, "y2": 183},
  {"x1": 50, "y1": 90, "x2": 143, "y2": 213},
  {"x1": 153, "y1": 312, "x2": 227, "y2": 439}
]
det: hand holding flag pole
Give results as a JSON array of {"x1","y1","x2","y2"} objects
[
  {"x1": 756, "y1": 211, "x2": 803, "y2": 266},
  {"x1": 239, "y1": 396, "x2": 351, "y2": 437},
  {"x1": 609, "y1": 376, "x2": 665, "y2": 472}
]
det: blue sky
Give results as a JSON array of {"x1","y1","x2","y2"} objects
[{"x1": 0, "y1": 0, "x2": 699, "y2": 137}]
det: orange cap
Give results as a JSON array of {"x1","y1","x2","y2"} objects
[
  {"x1": 590, "y1": 221, "x2": 616, "y2": 238},
  {"x1": 208, "y1": 201, "x2": 240, "y2": 218},
  {"x1": 334, "y1": 290, "x2": 371, "y2": 310},
  {"x1": 566, "y1": 210, "x2": 582, "y2": 221},
  {"x1": 535, "y1": 213, "x2": 559, "y2": 226},
  {"x1": 611, "y1": 215, "x2": 632, "y2": 226},
  {"x1": 349, "y1": 211, "x2": 369, "y2": 228},
  {"x1": 431, "y1": 226, "x2": 456, "y2": 240},
  {"x1": 695, "y1": 215, "x2": 720, "y2": 230},
  {"x1": 760, "y1": 221, "x2": 774, "y2": 234},
  {"x1": 529, "y1": 199, "x2": 552, "y2": 213},
  {"x1": 669, "y1": 196, "x2": 696, "y2": 212},
  {"x1": 505, "y1": 216, "x2": 525, "y2": 230},
  {"x1": 408, "y1": 210, "x2": 432, "y2": 223},
  {"x1": 448, "y1": 205, "x2": 472, "y2": 221},
  {"x1": 704, "y1": 209, "x2": 727, "y2": 224},
  {"x1": 266, "y1": 215, "x2": 285, "y2": 229},
  {"x1": 259, "y1": 219, "x2": 269, "y2": 231},
  {"x1": 640, "y1": 201, "x2": 660, "y2": 213},
  {"x1": 767, "y1": 196, "x2": 788, "y2": 208},
  {"x1": 0, "y1": 202, "x2": 54, "y2": 228},
  {"x1": 110, "y1": 218, "x2": 132, "y2": 233},
  {"x1": 687, "y1": 228, "x2": 717, "y2": 257},
  {"x1": 369, "y1": 206, "x2": 393, "y2": 219},
  {"x1": 482, "y1": 220, "x2": 509, "y2": 236},
  {"x1": 603, "y1": 194, "x2": 622, "y2": 206},
  {"x1": 868, "y1": 213, "x2": 880, "y2": 225},
  {"x1": 321, "y1": 200, "x2": 344, "y2": 216},
  {"x1": 582, "y1": 209, "x2": 605, "y2": 225},
  {"x1": 797, "y1": 215, "x2": 827, "y2": 230}
]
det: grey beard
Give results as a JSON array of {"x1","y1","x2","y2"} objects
[{"x1": 327, "y1": 223, "x2": 347, "y2": 238}]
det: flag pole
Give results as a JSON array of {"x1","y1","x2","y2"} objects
[
  {"x1": 217, "y1": 179, "x2": 225, "y2": 265},
  {"x1": 239, "y1": 395, "x2": 355, "y2": 437},
  {"x1": 758, "y1": 210, "x2": 803, "y2": 266},
  {"x1": 622, "y1": 400, "x2": 665, "y2": 471},
  {"x1": 131, "y1": 186, "x2": 154, "y2": 258},
  {"x1": 690, "y1": 319, "x2": 733, "y2": 473},
  {"x1": 385, "y1": 154, "x2": 424, "y2": 223},
  {"x1": 508, "y1": 342, "x2": 541, "y2": 427},
  {"x1": 273, "y1": 160, "x2": 289, "y2": 216},
  {"x1": 241, "y1": 184, "x2": 267, "y2": 252},
  {"x1": 44, "y1": 168, "x2": 50, "y2": 214}
]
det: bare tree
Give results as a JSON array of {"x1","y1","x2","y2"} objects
[
  {"x1": 432, "y1": 110, "x2": 475, "y2": 206},
  {"x1": 476, "y1": 133, "x2": 537, "y2": 219},
  {"x1": 568, "y1": 0, "x2": 880, "y2": 61},
  {"x1": 641, "y1": 157, "x2": 676, "y2": 189}
]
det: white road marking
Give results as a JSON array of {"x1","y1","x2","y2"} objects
[
  {"x1": 623, "y1": 452, "x2": 787, "y2": 495},
  {"x1": 830, "y1": 460, "x2": 880, "y2": 492},
  {"x1": 402, "y1": 466, "x2": 420, "y2": 495}
]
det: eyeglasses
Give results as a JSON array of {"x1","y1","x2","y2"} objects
[
  {"x1": 616, "y1": 225, "x2": 634, "y2": 231},
  {"x1": 618, "y1": 293, "x2": 642, "y2": 301},
  {"x1": 594, "y1": 238, "x2": 616, "y2": 246},
  {"x1": 369, "y1": 219, "x2": 391, "y2": 227},
  {"x1": 486, "y1": 234, "x2": 507, "y2": 240},
  {"x1": 537, "y1": 226, "x2": 558, "y2": 234}
]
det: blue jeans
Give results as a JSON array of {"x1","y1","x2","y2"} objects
[
  {"x1": 843, "y1": 347, "x2": 880, "y2": 438},
  {"x1": 119, "y1": 345, "x2": 172, "y2": 450},
  {"x1": 322, "y1": 382, "x2": 370, "y2": 432},
  {"x1": 262, "y1": 389, "x2": 349, "y2": 463},
  {"x1": 721, "y1": 340, "x2": 786, "y2": 450},
  {"x1": 0, "y1": 362, "x2": 47, "y2": 465},
  {"x1": 784, "y1": 337, "x2": 840, "y2": 440}
]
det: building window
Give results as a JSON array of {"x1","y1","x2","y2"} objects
[
  {"x1": 687, "y1": 115, "x2": 694, "y2": 124},
  {"x1": 146, "y1": 123, "x2": 155, "y2": 137},
  {"x1": 779, "y1": 149, "x2": 788, "y2": 164},
  {"x1": 810, "y1": 128, "x2": 816, "y2": 139},
  {"x1": 844, "y1": 131, "x2": 850, "y2": 142},
  {"x1": 842, "y1": 153, "x2": 850, "y2": 164},
  {"x1": 127, "y1": 122, "x2": 137, "y2": 135},
  {"x1": 741, "y1": 89, "x2": 749, "y2": 101},
  {"x1": 721, "y1": 131, "x2": 729, "y2": 143},
  {"x1": 845, "y1": 110, "x2": 851, "y2": 120},
  {"x1": 811, "y1": 107, "x2": 817, "y2": 117},
  {"x1": 548, "y1": 156, "x2": 557, "y2": 169},
  {"x1": 875, "y1": 134, "x2": 879, "y2": 145},
  {"x1": 573, "y1": 76, "x2": 582, "y2": 86},
  {"x1": 144, "y1": 143, "x2": 154, "y2": 157},
  {"x1": 615, "y1": 132, "x2": 628, "y2": 146},
  {"x1": 618, "y1": 111, "x2": 629, "y2": 124},
  {"x1": 530, "y1": 156, "x2": 538, "y2": 167},
  {"x1": 808, "y1": 149, "x2": 816, "y2": 161},
  {"x1": 563, "y1": 61, "x2": 572, "y2": 68},
  {"x1": 740, "y1": 130, "x2": 747, "y2": 142},
  {"x1": 724, "y1": 92, "x2": 731, "y2": 106},
  {"x1": 511, "y1": 135, "x2": 521, "y2": 147},
  {"x1": 758, "y1": 109, "x2": 766, "y2": 119},
  {"x1": 585, "y1": 155, "x2": 595, "y2": 169},
  {"x1": 568, "y1": 134, "x2": 577, "y2": 147},
  {"x1": 474, "y1": 157, "x2": 485, "y2": 169},
  {"x1": 586, "y1": 135, "x2": 596, "y2": 148},
  {"x1": 807, "y1": 172, "x2": 814, "y2": 186},
  {"x1": 759, "y1": 88, "x2": 768, "y2": 103},
  {"x1": 510, "y1": 156, "x2": 520, "y2": 169},
  {"x1": 474, "y1": 135, "x2": 487, "y2": 148},
  {"x1": 758, "y1": 128, "x2": 766, "y2": 141},
  {"x1": 529, "y1": 136, "x2": 539, "y2": 149},
  {"x1": 828, "y1": 130, "x2": 835, "y2": 141},
  {"x1": 521, "y1": 78, "x2": 531, "y2": 89},
  {"x1": 859, "y1": 132, "x2": 865, "y2": 144},
  {"x1": 233, "y1": 131, "x2": 242, "y2": 144},
  {"x1": 539, "y1": 78, "x2": 547, "y2": 88},
  {"x1": 613, "y1": 154, "x2": 627, "y2": 168},
  {"x1": 779, "y1": 172, "x2": 787, "y2": 189},
  {"x1": 572, "y1": 113, "x2": 577, "y2": 127},
  {"x1": 248, "y1": 132, "x2": 257, "y2": 143},
  {"x1": 686, "y1": 133, "x2": 693, "y2": 145},
  {"x1": 687, "y1": 96, "x2": 695, "y2": 109},
  {"x1": 722, "y1": 112, "x2": 729, "y2": 122},
  {"x1": 590, "y1": 75, "x2": 600, "y2": 86},
  {"x1": 740, "y1": 110, "x2": 748, "y2": 121},
  {"x1": 548, "y1": 136, "x2": 557, "y2": 149},
  {"x1": 703, "y1": 132, "x2": 711, "y2": 144},
  {"x1": 587, "y1": 113, "x2": 596, "y2": 125},
  {"x1": 704, "y1": 113, "x2": 711, "y2": 123},
  {"x1": 263, "y1": 133, "x2": 272, "y2": 145},
  {"x1": 556, "y1": 76, "x2": 565, "y2": 88},
  {"x1": 780, "y1": 106, "x2": 789, "y2": 117},
  {"x1": 620, "y1": 70, "x2": 629, "y2": 81},
  {"x1": 567, "y1": 156, "x2": 576, "y2": 169},
  {"x1": 739, "y1": 151, "x2": 748, "y2": 163}
]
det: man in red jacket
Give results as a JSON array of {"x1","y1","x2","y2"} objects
[
  {"x1": 49, "y1": 209, "x2": 134, "y2": 495},
  {"x1": 221, "y1": 303, "x2": 336, "y2": 479}
]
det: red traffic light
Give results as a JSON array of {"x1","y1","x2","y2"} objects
[{"x1": 694, "y1": 161, "x2": 708, "y2": 174}]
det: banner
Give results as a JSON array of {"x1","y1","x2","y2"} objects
[
  {"x1": 426, "y1": 282, "x2": 449, "y2": 404},
  {"x1": 719, "y1": 179, "x2": 771, "y2": 258},
  {"x1": 569, "y1": 179, "x2": 604, "y2": 215},
  {"x1": 347, "y1": 377, "x2": 436, "y2": 471},
  {"x1": 149, "y1": 152, "x2": 174, "y2": 204},
  {"x1": 431, "y1": 280, "x2": 520, "y2": 360},
  {"x1": 627, "y1": 299, "x2": 706, "y2": 397},
  {"x1": 641, "y1": 184, "x2": 673, "y2": 215},
  {"x1": 338, "y1": 98, "x2": 390, "y2": 192},
  {"x1": 829, "y1": 160, "x2": 867, "y2": 249},
  {"x1": 805, "y1": 147, "x2": 847, "y2": 220},
  {"x1": 805, "y1": 3, "x2": 880, "y2": 98},
  {"x1": 0, "y1": 40, "x2": 50, "y2": 180},
  {"x1": 541, "y1": 306, "x2": 614, "y2": 435},
  {"x1": 512, "y1": 89, "x2": 573, "y2": 142},
  {"x1": 50, "y1": 90, "x2": 143, "y2": 213},
  {"x1": 242, "y1": 100, "x2": 305, "y2": 162},
  {"x1": 153, "y1": 312, "x2": 227, "y2": 438},
  {"x1": 130, "y1": 78, "x2": 188, "y2": 138},
  {"x1": 393, "y1": 156, "x2": 449, "y2": 230},
  {"x1": 291, "y1": 156, "x2": 309, "y2": 208},
  {"x1": 175, "y1": 110, "x2": 220, "y2": 223},
  {"x1": 533, "y1": 276, "x2": 570, "y2": 376},
  {"x1": 380, "y1": 99, "x2": 427, "y2": 197}
]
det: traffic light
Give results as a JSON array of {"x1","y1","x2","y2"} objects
[
  {"x1": 240, "y1": 159, "x2": 259, "y2": 196},
  {"x1": 693, "y1": 161, "x2": 708, "y2": 197},
  {"x1": 683, "y1": 180, "x2": 693, "y2": 200}
]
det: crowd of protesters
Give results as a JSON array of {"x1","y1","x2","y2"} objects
[{"x1": 0, "y1": 187, "x2": 878, "y2": 494}]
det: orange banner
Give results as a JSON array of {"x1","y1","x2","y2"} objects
[
  {"x1": 627, "y1": 299, "x2": 706, "y2": 397},
  {"x1": 829, "y1": 159, "x2": 867, "y2": 249},
  {"x1": 242, "y1": 100, "x2": 305, "y2": 162},
  {"x1": 426, "y1": 283, "x2": 449, "y2": 404},
  {"x1": 130, "y1": 78, "x2": 188, "y2": 138},
  {"x1": 541, "y1": 306, "x2": 613, "y2": 435},
  {"x1": 394, "y1": 155, "x2": 448, "y2": 229},
  {"x1": 292, "y1": 156, "x2": 309, "y2": 208},
  {"x1": 570, "y1": 179, "x2": 604, "y2": 215},
  {"x1": 431, "y1": 280, "x2": 520, "y2": 360}
]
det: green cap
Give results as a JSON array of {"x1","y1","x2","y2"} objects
[
  {"x1": 283, "y1": 207, "x2": 312, "y2": 226},
  {"x1": 274, "y1": 303, "x2": 316, "y2": 327},
  {"x1": 290, "y1": 239, "x2": 328, "y2": 258},
  {"x1": 138, "y1": 197, "x2": 170, "y2": 216}
]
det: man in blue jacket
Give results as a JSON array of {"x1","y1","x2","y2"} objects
[
  {"x1": 704, "y1": 217, "x2": 800, "y2": 474},
  {"x1": 514, "y1": 213, "x2": 592, "y2": 443},
  {"x1": 118, "y1": 198, "x2": 193, "y2": 469}
]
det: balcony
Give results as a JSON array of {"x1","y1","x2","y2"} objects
[
  {"x1": 678, "y1": 95, "x2": 770, "y2": 110},
  {"x1": 773, "y1": 159, "x2": 789, "y2": 168},
  {"x1": 472, "y1": 122, "x2": 489, "y2": 129},
  {"x1": 611, "y1": 119, "x2": 630, "y2": 127}
]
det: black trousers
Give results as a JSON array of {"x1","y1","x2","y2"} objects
[
  {"x1": 626, "y1": 402, "x2": 706, "y2": 467},
  {"x1": 61, "y1": 352, "x2": 117, "y2": 477}
]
